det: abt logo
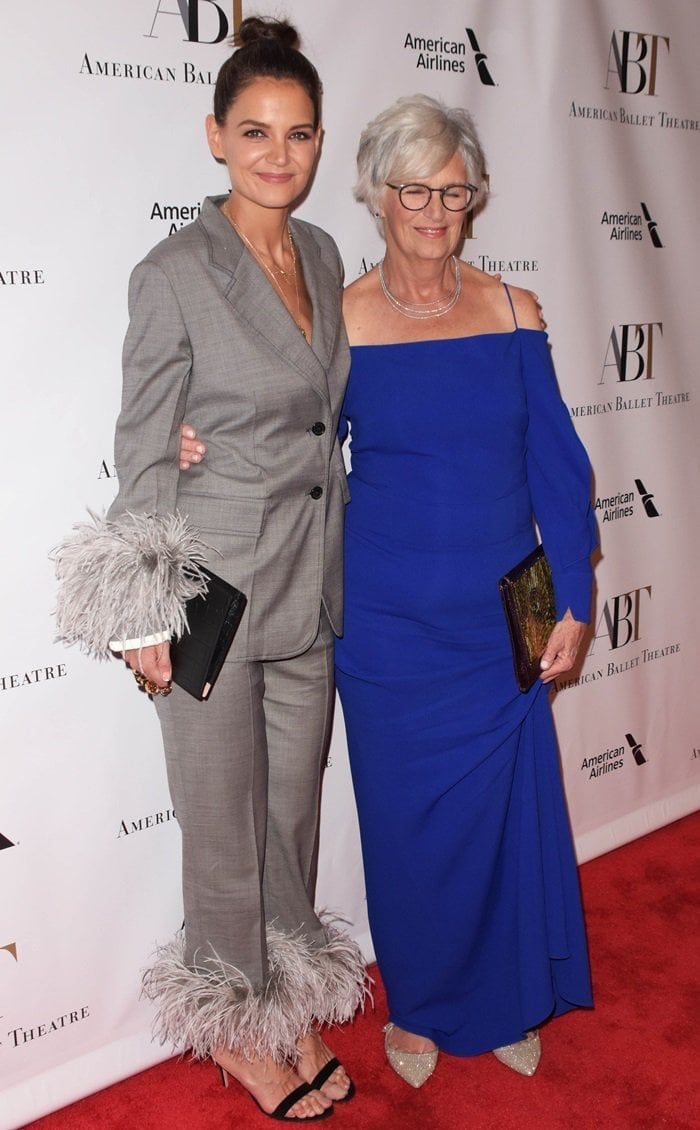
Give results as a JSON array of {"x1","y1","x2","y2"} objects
[
  {"x1": 605, "y1": 30, "x2": 669, "y2": 95},
  {"x1": 589, "y1": 586, "x2": 651, "y2": 654},
  {"x1": 145, "y1": 1, "x2": 238, "y2": 44},
  {"x1": 599, "y1": 323, "x2": 662, "y2": 384}
]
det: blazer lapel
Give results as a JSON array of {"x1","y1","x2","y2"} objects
[
  {"x1": 289, "y1": 219, "x2": 341, "y2": 375},
  {"x1": 201, "y1": 197, "x2": 337, "y2": 404}
]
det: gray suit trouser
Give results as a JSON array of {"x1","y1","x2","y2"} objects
[{"x1": 155, "y1": 609, "x2": 334, "y2": 988}]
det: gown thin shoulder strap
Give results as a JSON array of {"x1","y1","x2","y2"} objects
[{"x1": 503, "y1": 283, "x2": 518, "y2": 329}]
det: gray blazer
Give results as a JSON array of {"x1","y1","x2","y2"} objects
[{"x1": 108, "y1": 195, "x2": 351, "y2": 661}]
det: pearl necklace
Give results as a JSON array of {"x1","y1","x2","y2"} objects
[
  {"x1": 378, "y1": 256, "x2": 462, "y2": 320},
  {"x1": 224, "y1": 204, "x2": 307, "y2": 339}
]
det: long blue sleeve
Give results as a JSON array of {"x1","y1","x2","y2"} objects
[{"x1": 521, "y1": 331, "x2": 598, "y2": 623}]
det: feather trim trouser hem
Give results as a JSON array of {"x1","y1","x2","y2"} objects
[{"x1": 141, "y1": 918, "x2": 368, "y2": 1062}]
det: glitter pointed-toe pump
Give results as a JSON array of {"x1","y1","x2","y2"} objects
[
  {"x1": 492, "y1": 1029, "x2": 541, "y2": 1076},
  {"x1": 383, "y1": 1022, "x2": 438, "y2": 1088}
]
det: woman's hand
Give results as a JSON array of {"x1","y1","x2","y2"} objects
[
  {"x1": 124, "y1": 641, "x2": 172, "y2": 689},
  {"x1": 179, "y1": 424, "x2": 206, "y2": 470},
  {"x1": 539, "y1": 610, "x2": 586, "y2": 684},
  {"x1": 529, "y1": 291, "x2": 546, "y2": 330}
]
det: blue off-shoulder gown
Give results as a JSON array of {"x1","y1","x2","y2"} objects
[{"x1": 335, "y1": 314, "x2": 598, "y2": 1056}]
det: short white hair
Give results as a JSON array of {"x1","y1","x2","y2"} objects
[{"x1": 354, "y1": 94, "x2": 488, "y2": 229}]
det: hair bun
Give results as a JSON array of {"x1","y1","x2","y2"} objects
[{"x1": 236, "y1": 16, "x2": 300, "y2": 51}]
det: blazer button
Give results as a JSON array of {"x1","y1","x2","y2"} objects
[
  {"x1": 309, "y1": 485, "x2": 323, "y2": 500},
  {"x1": 311, "y1": 421, "x2": 326, "y2": 436}
]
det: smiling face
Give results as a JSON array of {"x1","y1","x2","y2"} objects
[
  {"x1": 205, "y1": 76, "x2": 321, "y2": 216},
  {"x1": 380, "y1": 151, "x2": 468, "y2": 264}
]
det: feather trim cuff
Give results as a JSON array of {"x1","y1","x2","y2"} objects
[
  {"x1": 52, "y1": 510, "x2": 209, "y2": 659},
  {"x1": 142, "y1": 918, "x2": 368, "y2": 1062}
]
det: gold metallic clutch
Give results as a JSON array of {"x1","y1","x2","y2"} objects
[{"x1": 499, "y1": 546, "x2": 556, "y2": 692}]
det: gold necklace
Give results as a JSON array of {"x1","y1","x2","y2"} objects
[{"x1": 224, "y1": 204, "x2": 307, "y2": 339}]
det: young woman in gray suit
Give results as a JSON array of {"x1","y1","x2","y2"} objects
[{"x1": 55, "y1": 18, "x2": 364, "y2": 1123}]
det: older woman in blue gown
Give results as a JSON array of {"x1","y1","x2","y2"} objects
[{"x1": 337, "y1": 94, "x2": 596, "y2": 1085}]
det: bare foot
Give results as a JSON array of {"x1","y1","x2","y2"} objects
[
  {"x1": 385, "y1": 1024, "x2": 438, "y2": 1055},
  {"x1": 296, "y1": 1029, "x2": 353, "y2": 1101},
  {"x1": 214, "y1": 1046, "x2": 332, "y2": 1119}
]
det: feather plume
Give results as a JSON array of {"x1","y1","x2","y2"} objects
[
  {"x1": 142, "y1": 916, "x2": 368, "y2": 1062},
  {"x1": 271, "y1": 914, "x2": 370, "y2": 1028},
  {"x1": 52, "y1": 510, "x2": 209, "y2": 658}
]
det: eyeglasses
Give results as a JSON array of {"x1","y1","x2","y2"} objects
[{"x1": 386, "y1": 182, "x2": 477, "y2": 212}]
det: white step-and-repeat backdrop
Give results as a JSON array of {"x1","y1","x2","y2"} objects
[{"x1": 2, "y1": 2, "x2": 698, "y2": 1125}]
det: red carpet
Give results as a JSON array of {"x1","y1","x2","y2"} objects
[{"x1": 25, "y1": 811, "x2": 700, "y2": 1130}]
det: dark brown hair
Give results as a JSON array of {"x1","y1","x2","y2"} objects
[{"x1": 213, "y1": 17, "x2": 322, "y2": 126}]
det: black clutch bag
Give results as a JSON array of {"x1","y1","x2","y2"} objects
[
  {"x1": 170, "y1": 566, "x2": 247, "y2": 701},
  {"x1": 499, "y1": 545, "x2": 556, "y2": 693}
]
